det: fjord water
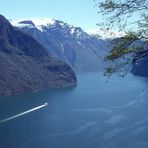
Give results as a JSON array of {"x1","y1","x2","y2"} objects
[{"x1": 0, "y1": 73, "x2": 148, "y2": 148}]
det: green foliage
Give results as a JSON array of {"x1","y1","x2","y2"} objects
[
  {"x1": 105, "y1": 32, "x2": 139, "y2": 61},
  {"x1": 104, "y1": 32, "x2": 146, "y2": 76},
  {"x1": 95, "y1": 0, "x2": 148, "y2": 76}
]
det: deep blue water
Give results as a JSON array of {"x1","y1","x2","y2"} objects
[{"x1": 0, "y1": 73, "x2": 148, "y2": 148}]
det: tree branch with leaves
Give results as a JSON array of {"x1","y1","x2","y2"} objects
[{"x1": 95, "y1": 0, "x2": 148, "y2": 77}]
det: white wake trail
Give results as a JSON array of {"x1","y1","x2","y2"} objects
[{"x1": 0, "y1": 102, "x2": 48, "y2": 124}]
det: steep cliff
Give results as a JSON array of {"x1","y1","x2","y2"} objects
[{"x1": 0, "y1": 15, "x2": 77, "y2": 96}]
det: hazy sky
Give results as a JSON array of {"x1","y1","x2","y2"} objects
[{"x1": 0, "y1": 0, "x2": 102, "y2": 30}]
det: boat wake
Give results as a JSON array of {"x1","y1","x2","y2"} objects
[{"x1": 0, "y1": 102, "x2": 48, "y2": 124}]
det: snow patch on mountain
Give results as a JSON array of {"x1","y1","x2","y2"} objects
[
  {"x1": 70, "y1": 27, "x2": 75, "y2": 35},
  {"x1": 86, "y1": 28, "x2": 126, "y2": 39},
  {"x1": 11, "y1": 18, "x2": 86, "y2": 39},
  {"x1": 11, "y1": 18, "x2": 56, "y2": 32}
]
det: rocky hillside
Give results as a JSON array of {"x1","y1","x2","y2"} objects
[
  {"x1": 127, "y1": 40, "x2": 148, "y2": 77},
  {"x1": 11, "y1": 18, "x2": 109, "y2": 72},
  {"x1": 131, "y1": 50, "x2": 148, "y2": 77},
  {"x1": 0, "y1": 15, "x2": 77, "y2": 96}
]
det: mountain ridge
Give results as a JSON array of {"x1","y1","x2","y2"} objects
[
  {"x1": 11, "y1": 17, "x2": 109, "y2": 72},
  {"x1": 0, "y1": 15, "x2": 77, "y2": 96}
]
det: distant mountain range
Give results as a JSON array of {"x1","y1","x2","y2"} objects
[
  {"x1": 11, "y1": 18, "x2": 109, "y2": 72},
  {"x1": 86, "y1": 29, "x2": 126, "y2": 40},
  {"x1": 12, "y1": 18, "x2": 148, "y2": 76},
  {"x1": 0, "y1": 15, "x2": 77, "y2": 96}
]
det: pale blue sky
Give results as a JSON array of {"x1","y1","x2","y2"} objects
[{"x1": 0, "y1": 0, "x2": 102, "y2": 30}]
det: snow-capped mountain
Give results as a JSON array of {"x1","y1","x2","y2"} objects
[
  {"x1": 11, "y1": 18, "x2": 91, "y2": 40},
  {"x1": 11, "y1": 18, "x2": 109, "y2": 72},
  {"x1": 0, "y1": 15, "x2": 77, "y2": 96}
]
